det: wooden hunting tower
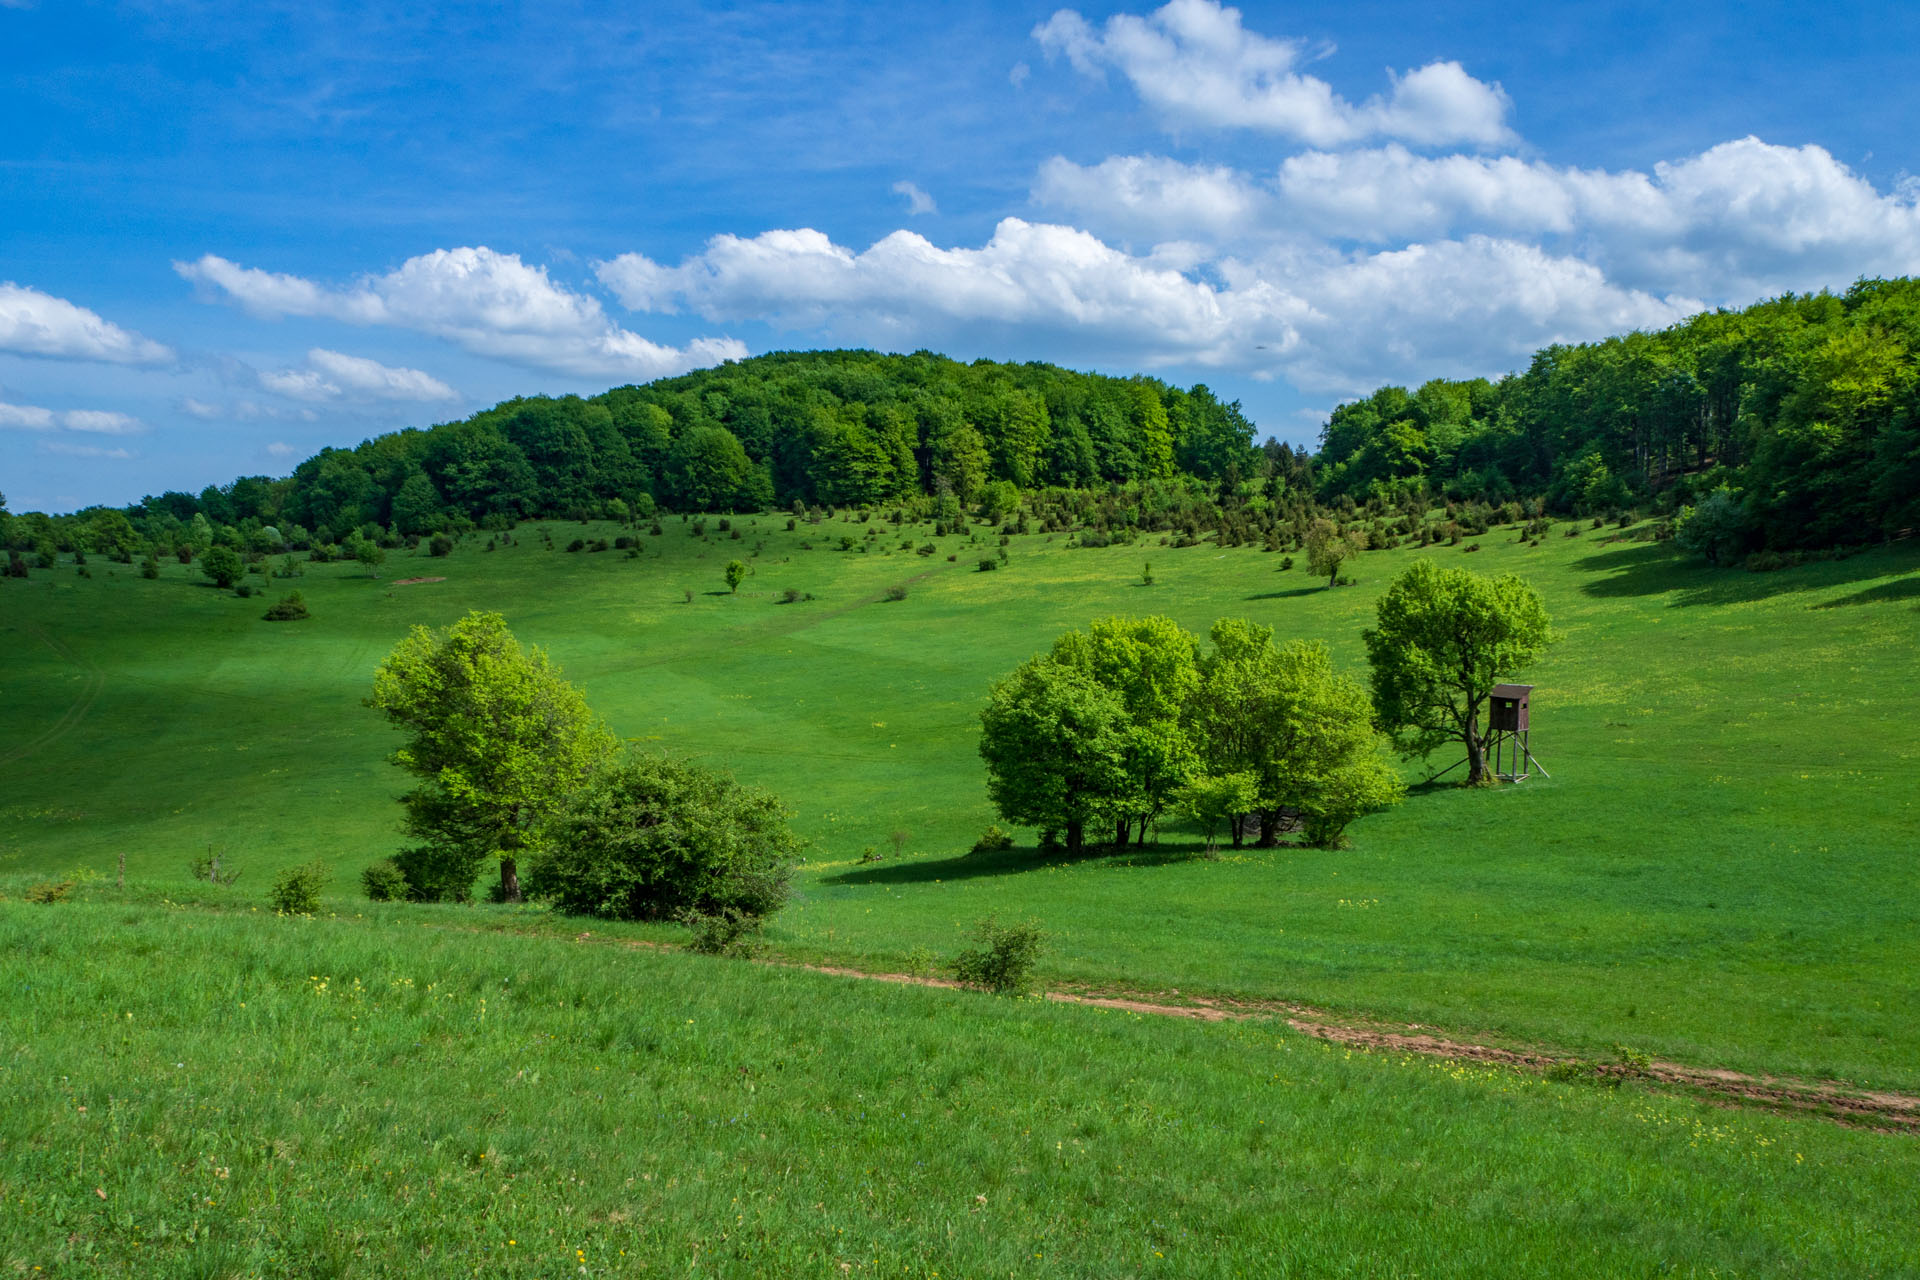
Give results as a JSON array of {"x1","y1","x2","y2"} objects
[{"x1": 1486, "y1": 684, "x2": 1547, "y2": 781}]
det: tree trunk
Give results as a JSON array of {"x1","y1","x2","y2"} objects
[
  {"x1": 1065, "y1": 818, "x2": 1084, "y2": 854},
  {"x1": 1255, "y1": 809, "x2": 1281, "y2": 848},
  {"x1": 1115, "y1": 817, "x2": 1131, "y2": 848},
  {"x1": 1465, "y1": 727, "x2": 1489, "y2": 786},
  {"x1": 1229, "y1": 814, "x2": 1244, "y2": 848},
  {"x1": 499, "y1": 857, "x2": 522, "y2": 903}
]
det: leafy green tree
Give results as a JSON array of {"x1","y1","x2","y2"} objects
[
  {"x1": 352, "y1": 536, "x2": 386, "y2": 577},
  {"x1": 366, "y1": 611, "x2": 617, "y2": 902},
  {"x1": 1191, "y1": 619, "x2": 1401, "y2": 846},
  {"x1": 724, "y1": 559, "x2": 748, "y2": 593},
  {"x1": 1364, "y1": 560, "x2": 1555, "y2": 786},
  {"x1": 1176, "y1": 772, "x2": 1258, "y2": 855},
  {"x1": 199, "y1": 545, "x2": 245, "y2": 589},
  {"x1": 1673, "y1": 487, "x2": 1749, "y2": 566},
  {"x1": 1305, "y1": 518, "x2": 1363, "y2": 588},
  {"x1": 978, "y1": 658, "x2": 1130, "y2": 854},
  {"x1": 527, "y1": 750, "x2": 798, "y2": 922},
  {"x1": 1050, "y1": 615, "x2": 1201, "y2": 845}
]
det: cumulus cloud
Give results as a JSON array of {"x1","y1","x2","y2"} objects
[
  {"x1": 598, "y1": 218, "x2": 1306, "y2": 368},
  {"x1": 0, "y1": 283, "x2": 174, "y2": 364},
  {"x1": 260, "y1": 348, "x2": 459, "y2": 403},
  {"x1": 266, "y1": 442, "x2": 296, "y2": 458},
  {"x1": 1039, "y1": 138, "x2": 1920, "y2": 305},
  {"x1": 595, "y1": 216, "x2": 1698, "y2": 393},
  {"x1": 892, "y1": 181, "x2": 938, "y2": 216},
  {"x1": 1034, "y1": 0, "x2": 1512, "y2": 147},
  {"x1": 176, "y1": 246, "x2": 746, "y2": 380},
  {"x1": 0, "y1": 398, "x2": 147, "y2": 434}
]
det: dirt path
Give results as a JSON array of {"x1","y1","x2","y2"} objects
[
  {"x1": 774, "y1": 956, "x2": 1920, "y2": 1132},
  {"x1": 0, "y1": 625, "x2": 106, "y2": 767}
]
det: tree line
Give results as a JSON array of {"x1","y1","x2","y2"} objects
[{"x1": 1315, "y1": 277, "x2": 1920, "y2": 552}]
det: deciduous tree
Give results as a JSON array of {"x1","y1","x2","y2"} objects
[
  {"x1": 366, "y1": 611, "x2": 616, "y2": 901},
  {"x1": 1364, "y1": 560, "x2": 1554, "y2": 785}
]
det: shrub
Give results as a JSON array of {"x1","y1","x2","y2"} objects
[
  {"x1": 883, "y1": 584, "x2": 908, "y2": 602},
  {"x1": 392, "y1": 843, "x2": 486, "y2": 903},
  {"x1": 6, "y1": 550, "x2": 29, "y2": 578},
  {"x1": 680, "y1": 906, "x2": 762, "y2": 956},
  {"x1": 526, "y1": 751, "x2": 799, "y2": 924},
  {"x1": 188, "y1": 847, "x2": 243, "y2": 886},
  {"x1": 270, "y1": 860, "x2": 329, "y2": 915},
  {"x1": 969, "y1": 823, "x2": 1014, "y2": 855},
  {"x1": 951, "y1": 917, "x2": 1044, "y2": 996},
  {"x1": 234, "y1": 581, "x2": 254, "y2": 597},
  {"x1": 977, "y1": 557, "x2": 998, "y2": 572},
  {"x1": 200, "y1": 545, "x2": 245, "y2": 588},
  {"x1": 429, "y1": 533, "x2": 454, "y2": 557},
  {"x1": 779, "y1": 587, "x2": 815, "y2": 604},
  {"x1": 25, "y1": 880, "x2": 74, "y2": 904},
  {"x1": 361, "y1": 858, "x2": 409, "y2": 902},
  {"x1": 262, "y1": 591, "x2": 309, "y2": 621},
  {"x1": 566, "y1": 538, "x2": 586, "y2": 552}
]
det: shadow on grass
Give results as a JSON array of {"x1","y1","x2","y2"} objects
[
  {"x1": 1810, "y1": 574, "x2": 1920, "y2": 609},
  {"x1": 821, "y1": 841, "x2": 1215, "y2": 887},
  {"x1": 1244, "y1": 586, "x2": 1327, "y2": 602},
  {"x1": 1573, "y1": 542, "x2": 1913, "y2": 607}
]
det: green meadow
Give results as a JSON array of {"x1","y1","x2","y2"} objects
[
  {"x1": 5, "y1": 516, "x2": 1920, "y2": 1275},
  {"x1": 3, "y1": 899, "x2": 1918, "y2": 1278},
  {"x1": 4, "y1": 515, "x2": 1918, "y2": 1095}
]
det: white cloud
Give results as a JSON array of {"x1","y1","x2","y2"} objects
[
  {"x1": 43, "y1": 441, "x2": 135, "y2": 460},
  {"x1": 0, "y1": 399, "x2": 147, "y2": 434},
  {"x1": 0, "y1": 283, "x2": 174, "y2": 365},
  {"x1": 260, "y1": 347, "x2": 459, "y2": 403},
  {"x1": 179, "y1": 397, "x2": 225, "y2": 420},
  {"x1": 595, "y1": 215, "x2": 1699, "y2": 396},
  {"x1": 1034, "y1": 0, "x2": 1512, "y2": 147},
  {"x1": 1034, "y1": 153, "x2": 1266, "y2": 242},
  {"x1": 0, "y1": 401, "x2": 56, "y2": 430},
  {"x1": 892, "y1": 180, "x2": 938, "y2": 216},
  {"x1": 1039, "y1": 138, "x2": 1920, "y2": 308},
  {"x1": 176, "y1": 246, "x2": 746, "y2": 380},
  {"x1": 598, "y1": 218, "x2": 1305, "y2": 368},
  {"x1": 59, "y1": 409, "x2": 144, "y2": 435},
  {"x1": 266, "y1": 442, "x2": 295, "y2": 458}
]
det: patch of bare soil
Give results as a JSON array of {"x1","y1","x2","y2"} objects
[{"x1": 390, "y1": 576, "x2": 447, "y2": 586}]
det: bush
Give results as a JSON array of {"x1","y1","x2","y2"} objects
[
  {"x1": 526, "y1": 751, "x2": 799, "y2": 923},
  {"x1": 262, "y1": 591, "x2": 309, "y2": 621},
  {"x1": 25, "y1": 880, "x2": 74, "y2": 904},
  {"x1": 679, "y1": 905, "x2": 761, "y2": 956},
  {"x1": 429, "y1": 533, "x2": 454, "y2": 557},
  {"x1": 779, "y1": 587, "x2": 815, "y2": 604},
  {"x1": 200, "y1": 545, "x2": 245, "y2": 588},
  {"x1": 361, "y1": 858, "x2": 408, "y2": 902},
  {"x1": 977, "y1": 557, "x2": 998, "y2": 572},
  {"x1": 968, "y1": 823, "x2": 1014, "y2": 855},
  {"x1": 951, "y1": 916, "x2": 1044, "y2": 995},
  {"x1": 234, "y1": 581, "x2": 254, "y2": 597},
  {"x1": 883, "y1": 584, "x2": 908, "y2": 601},
  {"x1": 392, "y1": 843, "x2": 487, "y2": 903},
  {"x1": 270, "y1": 860, "x2": 329, "y2": 915},
  {"x1": 188, "y1": 847, "x2": 242, "y2": 886},
  {"x1": 566, "y1": 538, "x2": 586, "y2": 552}
]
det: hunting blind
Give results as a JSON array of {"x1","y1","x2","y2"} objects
[{"x1": 1487, "y1": 683, "x2": 1548, "y2": 781}]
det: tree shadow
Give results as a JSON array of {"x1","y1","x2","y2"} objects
[
  {"x1": 821, "y1": 841, "x2": 1213, "y2": 887},
  {"x1": 1810, "y1": 574, "x2": 1920, "y2": 609},
  {"x1": 1244, "y1": 586, "x2": 1326, "y2": 602},
  {"x1": 1573, "y1": 542, "x2": 1916, "y2": 607}
]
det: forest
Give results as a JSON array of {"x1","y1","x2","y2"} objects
[{"x1": 4, "y1": 280, "x2": 1918, "y2": 561}]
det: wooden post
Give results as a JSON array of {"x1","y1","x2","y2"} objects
[{"x1": 117, "y1": 850, "x2": 125, "y2": 889}]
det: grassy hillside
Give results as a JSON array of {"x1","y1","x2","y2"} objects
[
  {"x1": 3, "y1": 898, "x2": 1916, "y2": 1278},
  {"x1": 3, "y1": 513, "x2": 1918, "y2": 1092}
]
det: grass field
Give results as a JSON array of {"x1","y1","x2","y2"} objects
[
  {"x1": 3, "y1": 512, "x2": 1918, "y2": 1101},
  {"x1": 3, "y1": 896, "x2": 1918, "y2": 1278}
]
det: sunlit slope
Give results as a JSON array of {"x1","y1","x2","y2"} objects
[{"x1": 2, "y1": 515, "x2": 1916, "y2": 1086}]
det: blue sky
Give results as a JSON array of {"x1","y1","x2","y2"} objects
[{"x1": 6, "y1": 0, "x2": 1920, "y2": 512}]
